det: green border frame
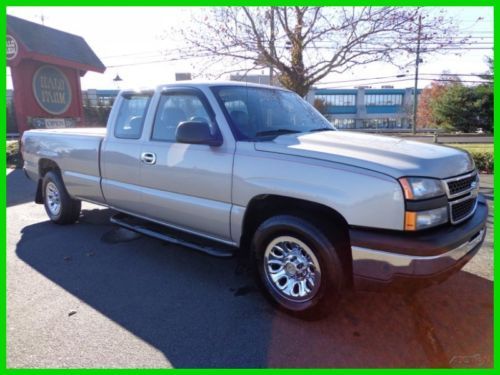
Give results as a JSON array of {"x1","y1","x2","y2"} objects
[{"x1": 2, "y1": 1, "x2": 497, "y2": 372}]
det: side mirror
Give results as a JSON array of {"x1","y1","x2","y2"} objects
[{"x1": 175, "y1": 121, "x2": 222, "y2": 146}]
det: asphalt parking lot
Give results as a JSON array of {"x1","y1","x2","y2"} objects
[{"x1": 7, "y1": 168, "x2": 493, "y2": 368}]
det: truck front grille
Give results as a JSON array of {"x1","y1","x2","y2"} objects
[
  {"x1": 444, "y1": 171, "x2": 479, "y2": 224},
  {"x1": 450, "y1": 196, "x2": 477, "y2": 224},
  {"x1": 446, "y1": 172, "x2": 478, "y2": 197}
]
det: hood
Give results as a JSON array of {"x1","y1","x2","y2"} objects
[{"x1": 254, "y1": 131, "x2": 474, "y2": 179}]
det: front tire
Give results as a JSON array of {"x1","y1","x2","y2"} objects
[
  {"x1": 252, "y1": 215, "x2": 346, "y2": 319},
  {"x1": 42, "y1": 171, "x2": 81, "y2": 224}
]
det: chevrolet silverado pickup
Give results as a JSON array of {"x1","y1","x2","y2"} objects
[{"x1": 22, "y1": 82, "x2": 487, "y2": 317}]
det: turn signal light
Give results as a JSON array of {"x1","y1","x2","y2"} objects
[
  {"x1": 400, "y1": 179, "x2": 414, "y2": 200},
  {"x1": 404, "y1": 206, "x2": 449, "y2": 231},
  {"x1": 405, "y1": 211, "x2": 417, "y2": 231}
]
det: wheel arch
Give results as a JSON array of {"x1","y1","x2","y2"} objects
[
  {"x1": 35, "y1": 159, "x2": 62, "y2": 204},
  {"x1": 240, "y1": 194, "x2": 353, "y2": 285}
]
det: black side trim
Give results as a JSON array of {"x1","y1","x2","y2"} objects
[
  {"x1": 406, "y1": 195, "x2": 448, "y2": 211},
  {"x1": 349, "y1": 195, "x2": 487, "y2": 257}
]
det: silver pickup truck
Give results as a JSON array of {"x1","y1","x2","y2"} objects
[{"x1": 22, "y1": 82, "x2": 487, "y2": 318}]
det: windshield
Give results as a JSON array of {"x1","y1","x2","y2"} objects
[{"x1": 211, "y1": 86, "x2": 335, "y2": 140}]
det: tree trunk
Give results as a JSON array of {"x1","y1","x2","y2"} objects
[
  {"x1": 277, "y1": 8, "x2": 310, "y2": 97},
  {"x1": 278, "y1": 72, "x2": 310, "y2": 97}
]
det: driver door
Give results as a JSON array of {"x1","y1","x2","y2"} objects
[{"x1": 139, "y1": 88, "x2": 234, "y2": 241}]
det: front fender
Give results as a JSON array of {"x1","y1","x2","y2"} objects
[{"x1": 232, "y1": 145, "x2": 405, "y2": 238}]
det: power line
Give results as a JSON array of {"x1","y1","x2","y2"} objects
[
  {"x1": 105, "y1": 51, "x2": 241, "y2": 68},
  {"x1": 104, "y1": 44, "x2": 492, "y2": 68},
  {"x1": 318, "y1": 72, "x2": 491, "y2": 85},
  {"x1": 319, "y1": 75, "x2": 406, "y2": 85},
  {"x1": 103, "y1": 50, "x2": 168, "y2": 59},
  {"x1": 106, "y1": 58, "x2": 178, "y2": 68},
  {"x1": 420, "y1": 73, "x2": 489, "y2": 77},
  {"x1": 318, "y1": 77, "x2": 491, "y2": 89},
  {"x1": 102, "y1": 45, "x2": 492, "y2": 64},
  {"x1": 101, "y1": 40, "x2": 493, "y2": 61},
  {"x1": 100, "y1": 36, "x2": 493, "y2": 60}
]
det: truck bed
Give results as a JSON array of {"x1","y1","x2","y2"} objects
[{"x1": 22, "y1": 127, "x2": 106, "y2": 204}]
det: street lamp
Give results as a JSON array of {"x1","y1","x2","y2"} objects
[{"x1": 113, "y1": 74, "x2": 123, "y2": 89}]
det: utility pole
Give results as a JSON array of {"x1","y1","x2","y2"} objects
[
  {"x1": 269, "y1": 7, "x2": 275, "y2": 86},
  {"x1": 412, "y1": 14, "x2": 422, "y2": 135}
]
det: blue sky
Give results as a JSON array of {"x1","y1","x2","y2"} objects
[{"x1": 6, "y1": 6, "x2": 493, "y2": 90}]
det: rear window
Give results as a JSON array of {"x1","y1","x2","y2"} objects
[{"x1": 114, "y1": 93, "x2": 152, "y2": 139}]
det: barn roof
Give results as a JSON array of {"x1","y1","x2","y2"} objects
[{"x1": 7, "y1": 15, "x2": 106, "y2": 73}]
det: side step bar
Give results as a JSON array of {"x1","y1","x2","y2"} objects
[{"x1": 110, "y1": 212, "x2": 235, "y2": 258}]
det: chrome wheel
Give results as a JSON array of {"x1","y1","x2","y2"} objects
[
  {"x1": 264, "y1": 236, "x2": 321, "y2": 302},
  {"x1": 45, "y1": 181, "x2": 61, "y2": 216}
]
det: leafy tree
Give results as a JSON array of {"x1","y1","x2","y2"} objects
[
  {"x1": 416, "y1": 82, "x2": 448, "y2": 128},
  {"x1": 474, "y1": 57, "x2": 494, "y2": 133},
  {"x1": 174, "y1": 7, "x2": 467, "y2": 96},
  {"x1": 478, "y1": 57, "x2": 493, "y2": 82},
  {"x1": 418, "y1": 59, "x2": 493, "y2": 132},
  {"x1": 416, "y1": 72, "x2": 462, "y2": 128},
  {"x1": 474, "y1": 84, "x2": 493, "y2": 133},
  {"x1": 432, "y1": 83, "x2": 493, "y2": 133}
]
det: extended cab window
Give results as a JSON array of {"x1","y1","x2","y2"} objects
[
  {"x1": 114, "y1": 93, "x2": 152, "y2": 139},
  {"x1": 152, "y1": 93, "x2": 212, "y2": 142}
]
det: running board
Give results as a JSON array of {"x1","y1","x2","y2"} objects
[{"x1": 110, "y1": 213, "x2": 235, "y2": 258}]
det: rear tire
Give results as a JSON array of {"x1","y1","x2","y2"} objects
[
  {"x1": 252, "y1": 215, "x2": 346, "y2": 320},
  {"x1": 42, "y1": 171, "x2": 81, "y2": 224}
]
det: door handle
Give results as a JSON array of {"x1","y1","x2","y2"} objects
[{"x1": 141, "y1": 152, "x2": 157, "y2": 165}]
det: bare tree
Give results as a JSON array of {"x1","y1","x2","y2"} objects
[{"x1": 173, "y1": 7, "x2": 468, "y2": 96}]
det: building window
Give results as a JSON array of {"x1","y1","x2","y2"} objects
[
  {"x1": 362, "y1": 118, "x2": 402, "y2": 129},
  {"x1": 331, "y1": 118, "x2": 356, "y2": 129},
  {"x1": 365, "y1": 94, "x2": 402, "y2": 106},
  {"x1": 98, "y1": 96, "x2": 116, "y2": 107},
  {"x1": 316, "y1": 94, "x2": 356, "y2": 106}
]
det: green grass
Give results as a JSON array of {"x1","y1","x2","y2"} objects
[{"x1": 445, "y1": 143, "x2": 494, "y2": 153}]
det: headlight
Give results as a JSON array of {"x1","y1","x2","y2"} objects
[
  {"x1": 399, "y1": 177, "x2": 445, "y2": 200},
  {"x1": 400, "y1": 177, "x2": 448, "y2": 230},
  {"x1": 405, "y1": 207, "x2": 449, "y2": 231}
]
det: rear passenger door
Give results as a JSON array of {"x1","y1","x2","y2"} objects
[
  {"x1": 101, "y1": 91, "x2": 153, "y2": 214},
  {"x1": 139, "y1": 88, "x2": 234, "y2": 242}
]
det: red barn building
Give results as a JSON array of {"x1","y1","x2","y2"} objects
[{"x1": 7, "y1": 15, "x2": 106, "y2": 134}]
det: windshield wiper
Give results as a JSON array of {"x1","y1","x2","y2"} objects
[{"x1": 255, "y1": 129, "x2": 302, "y2": 137}]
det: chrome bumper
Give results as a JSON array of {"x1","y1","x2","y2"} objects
[{"x1": 352, "y1": 228, "x2": 485, "y2": 282}]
